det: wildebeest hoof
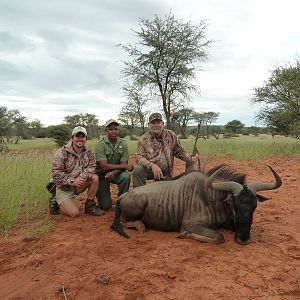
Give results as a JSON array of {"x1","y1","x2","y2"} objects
[
  {"x1": 137, "y1": 223, "x2": 145, "y2": 234},
  {"x1": 215, "y1": 237, "x2": 225, "y2": 244},
  {"x1": 177, "y1": 231, "x2": 188, "y2": 239},
  {"x1": 215, "y1": 233, "x2": 225, "y2": 244}
]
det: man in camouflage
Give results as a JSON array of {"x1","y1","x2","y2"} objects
[
  {"x1": 94, "y1": 119, "x2": 133, "y2": 211},
  {"x1": 132, "y1": 113, "x2": 198, "y2": 188},
  {"x1": 50, "y1": 126, "x2": 101, "y2": 217}
]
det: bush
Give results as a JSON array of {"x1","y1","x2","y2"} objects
[
  {"x1": 130, "y1": 135, "x2": 139, "y2": 141},
  {"x1": 223, "y1": 133, "x2": 239, "y2": 139},
  {"x1": 119, "y1": 127, "x2": 129, "y2": 138},
  {"x1": 48, "y1": 125, "x2": 71, "y2": 146},
  {"x1": 36, "y1": 128, "x2": 48, "y2": 138}
]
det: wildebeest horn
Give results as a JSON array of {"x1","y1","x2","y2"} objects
[
  {"x1": 211, "y1": 182, "x2": 243, "y2": 196},
  {"x1": 247, "y1": 165, "x2": 282, "y2": 194},
  {"x1": 207, "y1": 166, "x2": 243, "y2": 196},
  {"x1": 206, "y1": 165, "x2": 226, "y2": 187}
]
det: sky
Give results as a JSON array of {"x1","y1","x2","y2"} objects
[{"x1": 0, "y1": 0, "x2": 299, "y2": 127}]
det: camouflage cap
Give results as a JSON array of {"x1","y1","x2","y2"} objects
[
  {"x1": 105, "y1": 119, "x2": 119, "y2": 127},
  {"x1": 72, "y1": 126, "x2": 87, "y2": 136},
  {"x1": 149, "y1": 113, "x2": 163, "y2": 123}
]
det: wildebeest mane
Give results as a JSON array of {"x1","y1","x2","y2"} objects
[
  {"x1": 206, "y1": 164, "x2": 246, "y2": 185},
  {"x1": 170, "y1": 164, "x2": 246, "y2": 185}
]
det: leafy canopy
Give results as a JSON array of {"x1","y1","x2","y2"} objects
[
  {"x1": 122, "y1": 13, "x2": 212, "y2": 129},
  {"x1": 252, "y1": 59, "x2": 300, "y2": 138}
]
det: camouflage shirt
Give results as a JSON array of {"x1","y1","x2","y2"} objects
[
  {"x1": 136, "y1": 129, "x2": 192, "y2": 177},
  {"x1": 52, "y1": 141, "x2": 96, "y2": 190}
]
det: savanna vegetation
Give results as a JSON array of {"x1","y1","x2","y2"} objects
[{"x1": 1, "y1": 134, "x2": 299, "y2": 237}]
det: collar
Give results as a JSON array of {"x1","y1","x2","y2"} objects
[{"x1": 103, "y1": 136, "x2": 120, "y2": 146}]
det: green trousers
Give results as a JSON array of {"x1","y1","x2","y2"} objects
[{"x1": 97, "y1": 171, "x2": 130, "y2": 210}]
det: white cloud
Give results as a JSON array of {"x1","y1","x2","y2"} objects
[{"x1": 0, "y1": 0, "x2": 299, "y2": 126}]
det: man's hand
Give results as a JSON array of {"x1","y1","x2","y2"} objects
[
  {"x1": 151, "y1": 164, "x2": 164, "y2": 180},
  {"x1": 126, "y1": 164, "x2": 134, "y2": 172},
  {"x1": 74, "y1": 176, "x2": 86, "y2": 188},
  {"x1": 191, "y1": 154, "x2": 199, "y2": 163},
  {"x1": 105, "y1": 172, "x2": 115, "y2": 180}
]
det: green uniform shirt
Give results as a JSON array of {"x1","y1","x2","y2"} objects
[{"x1": 94, "y1": 136, "x2": 129, "y2": 174}]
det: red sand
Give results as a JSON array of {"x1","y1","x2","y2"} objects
[{"x1": 0, "y1": 156, "x2": 299, "y2": 300}]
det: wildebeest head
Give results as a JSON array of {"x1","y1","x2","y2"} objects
[{"x1": 207, "y1": 166, "x2": 282, "y2": 245}]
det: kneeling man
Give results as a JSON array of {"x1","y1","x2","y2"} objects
[
  {"x1": 51, "y1": 126, "x2": 101, "y2": 217},
  {"x1": 95, "y1": 119, "x2": 133, "y2": 211}
]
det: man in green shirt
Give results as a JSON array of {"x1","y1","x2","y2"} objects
[{"x1": 94, "y1": 119, "x2": 133, "y2": 211}]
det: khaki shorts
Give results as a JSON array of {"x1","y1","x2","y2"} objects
[{"x1": 56, "y1": 186, "x2": 77, "y2": 205}]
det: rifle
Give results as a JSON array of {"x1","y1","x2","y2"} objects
[{"x1": 186, "y1": 123, "x2": 201, "y2": 171}]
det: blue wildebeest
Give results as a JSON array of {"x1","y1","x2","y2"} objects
[{"x1": 111, "y1": 165, "x2": 282, "y2": 245}]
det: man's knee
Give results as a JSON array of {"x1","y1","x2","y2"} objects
[
  {"x1": 121, "y1": 171, "x2": 131, "y2": 183},
  {"x1": 59, "y1": 198, "x2": 80, "y2": 218},
  {"x1": 69, "y1": 209, "x2": 80, "y2": 218},
  {"x1": 133, "y1": 164, "x2": 146, "y2": 176}
]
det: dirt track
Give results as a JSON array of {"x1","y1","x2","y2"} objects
[{"x1": 0, "y1": 156, "x2": 299, "y2": 300}]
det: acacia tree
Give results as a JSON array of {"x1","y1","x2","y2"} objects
[
  {"x1": 30, "y1": 119, "x2": 43, "y2": 138},
  {"x1": 200, "y1": 111, "x2": 219, "y2": 138},
  {"x1": 172, "y1": 108, "x2": 195, "y2": 138},
  {"x1": 122, "y1": 13, "x2": 212, "y2": 129},
  {"x1": 0, "y1": 106, "x2": 14, "y2": 143},
  {"x1": 12, "y1": 111, "x2": 28, "y2": 143},
  {"x1": 118, "y1": 103, "x2": 138, "y2": 138},
  {"x1": 225, "y1": 120, "x2": 245, "y2": 134},
  {"x1": 252, "y1": 59, "x2": 300, "y2": 138},
  {"x1": 192, "y1": 111, "x2": 219, "y2": 138},
  {"x1": 0, "y1": 107, "x2": 29, "y2": 143},
  {"x1": 121, "y1": 83, "x2": 150, "y2": 134},
  {"x1": 64, "y1": 113, "x2": 100, "y2": 138}
]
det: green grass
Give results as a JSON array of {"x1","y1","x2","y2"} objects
[
  {"x1": 0, "y1": 134, "x2": 299, "y2": 235},
  {"x1": 7, "y1": 138, "x2": 57, "y2": 151},
  {"x1": 180, "y1": 134, "x2": 300, "y2": 160},
  {"x1": 22, "y1": 218, "x2": 52, "y2": 241},
  {"x1": 0, "y1": 151, "x2": 52, "y2": 235}
]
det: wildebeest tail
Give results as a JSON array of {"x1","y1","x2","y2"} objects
[{"x1": 111, "y1": 199, "x2": 130, "y2": 239}]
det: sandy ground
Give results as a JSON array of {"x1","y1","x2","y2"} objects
[{"x1": 0, "y1": 156, "x2": 299, "y2": 300}]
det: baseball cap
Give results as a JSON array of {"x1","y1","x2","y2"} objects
[
  {"x1": 105, "y1": 119, "x2": 119, "y2": 127},
  {"x1": 72, "y1": 126, "x2": 87, "y2": 136},
  {"x1": 149, "y1": 113, "x2": 163, "y2": 123}
]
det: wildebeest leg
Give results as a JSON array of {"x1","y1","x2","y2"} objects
[
  {"x1": 178, "y1": 223, "x2": 225, "y2": 244},
  {"x1": 111, "y1": 193, "x2": 148, "y2": 238},
  {"x1": 120, "y1": 193, "x2": 148, "y2": 220},
  {"x1": 121, "y1": 220, "x2": 145, "y2": 234}
]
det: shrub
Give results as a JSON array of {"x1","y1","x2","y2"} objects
[
  {"x1": 48, "y1": 125, "x2": 71, "y2": 146},
  {"x1": 130, "y1": 135, "x2": 139, "y2": 141},
  {"x1": 119, "y1": 127, "x2": 129, "y2": 138}
]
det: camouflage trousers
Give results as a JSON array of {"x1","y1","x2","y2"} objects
[{"x1": 132, "y1": 164, "x2": 171, "y2": 188}]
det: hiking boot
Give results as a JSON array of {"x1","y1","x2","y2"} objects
[
  {"x1": 85, "y1": 199, "x2": 104, "y2": 216},
  {"x1": 94, "y1": 207, "x2": 105, "y2": 216},
  {"x1": 49, "y1": 196, "x2": 60, "y2": 215}
]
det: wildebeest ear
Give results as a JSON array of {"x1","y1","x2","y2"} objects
[{"x1": 256, "y1": 194, "x2": 270, "y2": 202}]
